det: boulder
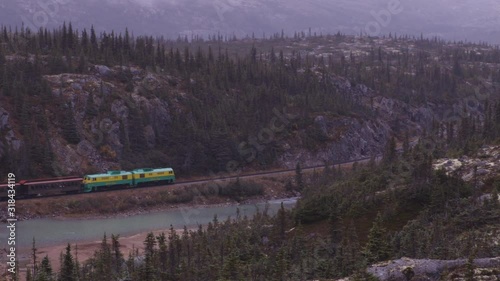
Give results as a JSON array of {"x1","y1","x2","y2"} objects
[
  {"x1": 95, "y1": 65, "x2": 111, "y2": 76},
  {"x1": 368, "y1": 257, "x2": 500, "y2": 281}
]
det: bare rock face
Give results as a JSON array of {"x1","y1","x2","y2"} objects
[
  {"x1": 277, "y1": 74, "x2": 435, "y2": 168},
  {"x1": 141, "y1": 97, "x2": 171, "y2": 142},
  {"x1": 0, "y1": 106, "x2": 9, "y2": 130},
  {"x1": 144, "y1": 125, "x2": 156, "y2": 148},
  {"x1": 278, "y1": 115, "x2": 391, "y2": 168},
  {"x1": 367, "y1": 257, "x2": 500, "y2": 281},
  {"x1": 433, "y1": 145, "x2": 500, "y2": 185},
  {"x1": 0, "y1": 106, "x2": 21, "y2": 154},
  {"x1": 0, "y1": 59, "x2": 446, "y2": 176},
  {"x1": 37, "y1": 66, "x2": 176, "y2": 175}
]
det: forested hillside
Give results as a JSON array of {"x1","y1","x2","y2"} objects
[
  {"x1": 2, "y1": 24, "x2": 500, "y2": 280},
  {"x1": 1, "y1": 24, "x2": 500, "y2": 181},
  {"x1": 21, "y1": 138, "x2": 500, "y2": 281}
]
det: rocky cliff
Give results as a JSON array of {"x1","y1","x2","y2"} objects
[{"x1": 0, "y1": 59, "x2": 438, "y2": 179}]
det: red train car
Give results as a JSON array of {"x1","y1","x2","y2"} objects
[{"x1": 0, "y1": 176, "x2": 82, "y2": 200}]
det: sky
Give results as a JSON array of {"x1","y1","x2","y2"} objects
[{"x1": 1, "y1": 0, "x2": 499, "y2": 43}]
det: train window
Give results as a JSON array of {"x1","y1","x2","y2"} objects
[
  {"x1": 140, "y1": 174, "x2": 145, "y2": 178},
  {"x1": 122, "y1": 175, "x2": 127, "y2": 180},
  {"x1": 169, "y1": 171, "x2": 173, "y2": 174}
]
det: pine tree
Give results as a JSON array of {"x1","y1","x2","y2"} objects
[
  {"x1": 36, "y1": 256, "x2": 53, "y2": 281},
  {"x1": 363, "y1": 213, "x2": 390, "y2": 264},
  {"x1": 403, "y1": 131, "x2": 410, "y2": 155},
  {"x1": 26, "y1": 268, "x2": 33, "y2": 281},
  {"x1": 111, "y1": 234, "x2": 123, "y2": 275},
  {"x1": 383, "y1": 136, "x2": 397, "y2": 164},
  {"x1": 220, "y1": 245, "x2": 242, "y2": 281},
  {"x1": 0, "y1": 46, "x2": 5, "y2": 66},
  {"x1": 335, "y1": 221, "x2": 361, "y2": 276},
  {"x1": 61, "y1": 103, "x2": 80, "y2": 145},
  {"x1": 95, "y1": 234, "x2": 112, "y2": 280},
  {"x1": 275, "y1": 202, "x2": 287, "y2": 242},
  {"x1": 157, "y1": 232, "x2": 168, "y2": 277},
  {"x1": 295, "y1": 162, "x2": 304, "y2": 191},
  {"x1": 32, "y1": 238, "x2": 38, "y2": 278},
  {"x1": 465, "y1": 248, "x2": 476, "y2": 281},
  {"x1": 142, "y1": 232, "x2": 157, "y2": 280},
  {"x1": 59, "y1": 244, "x2": 75, "y2": 281}
]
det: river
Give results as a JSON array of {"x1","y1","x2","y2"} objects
[{"x1": 1, "y1": 197, "x2": 298, "y2": 249}]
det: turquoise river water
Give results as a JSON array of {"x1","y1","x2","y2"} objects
[{"x1": 1, "y1": 197, "x2": 298, "y2": 249}]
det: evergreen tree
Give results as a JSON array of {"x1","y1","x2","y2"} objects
[
  {"x1": 383, "y1": 136, "x2": 397, "y2": 164},
  {"x1": 142, "y1": 232, "x2": 157, "y2": 280},
  {"x1": 61, "y1": 103, "x2": 80, "y2": 145},
  {"x1": 335, "y1": 221, "x2": 362, "y2": 276},
  {"x1": 59, "y1": 244, "x2": 75, "y2": 281},
  {"x1": 111, "y1": 234, "x2": 123, "y2": 275},
  {"x1": 31, "y1": 238, "x2": 38, "y2": 278},
  {"x1": 295, "y1": 162, "x2": 304, "y2": 191},
  {"x1": 363, "y1": 213, "x2": 390, "y2": 264},
  {"x1": 36, "y1": 256, "x2": 53, "y2": 281}
]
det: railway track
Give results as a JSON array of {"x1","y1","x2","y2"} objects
[{"x1": 0, "y1": 156, "x2": 376, "y2": 201}]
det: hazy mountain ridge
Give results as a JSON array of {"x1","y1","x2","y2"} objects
[{"x1": 2, "y1": 0, "x2": 500, "y2": 43}]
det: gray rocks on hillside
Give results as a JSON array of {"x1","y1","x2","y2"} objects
[
  {"x1": 433, "y1": 145, "x2": 500, "y2": 185},
  {"x1": 278, "y1": 76, "x2": 434, "y2": 168},
  {"x1": 0, "y1": 106, "x2": 21, "y2": 153},
  {"x1": 367, "y1": 257, "x2": 500, "y2": 281}
]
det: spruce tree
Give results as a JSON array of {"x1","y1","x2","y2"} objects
[
  {"x1": 383, "y1": 136, "x2": 397, "y2": 164},
  {"x1": 60, "y1": 102, "x2": 80, "y2": 145},
  {"x1": 36, "y1": 256, "x2": 53, "y2": 281},
  {"x1": 363, "y1": 213, "x2": 390, "y2": 264},
  {"x1": 59, "y1": 244, "x2": 75, "y2": 281},
  {"x1": 295, "y1": 162, "x2": 304, "y2": 191},
  {"x1": 142, "y1": 232, "x2": 157, "y2": 280}
]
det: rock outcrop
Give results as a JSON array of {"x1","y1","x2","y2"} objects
[
  {"x1": 278, "y1": 76, "x2": 435, "y2": 168},
  {"x1": 367, "y1": 257, "x2": 500, "y2": 281},
  {"x1": 433, "y1": 145, "x2": 500, "y2": 185},
  {"x1": 0, "y1": 106, "x2": 21, "y2": 156}
]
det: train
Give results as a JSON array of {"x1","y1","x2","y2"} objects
[{"x1": 0, "y1": 168, "x2": 175, "y2": 200}]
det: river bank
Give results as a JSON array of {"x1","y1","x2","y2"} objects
[
  {"x1": 0, "y1": 174, "x2": 300, "y2": 221},
  {"x1": 1, "y1": 197, "x2": 298, "y2": 278}
]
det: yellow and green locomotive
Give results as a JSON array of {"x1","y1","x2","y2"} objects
[{"x1": 83, "y1": 168, "x2": 175, "y2": 192}]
